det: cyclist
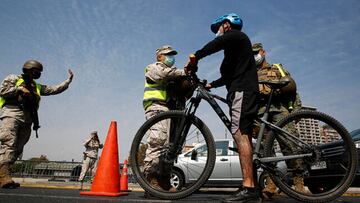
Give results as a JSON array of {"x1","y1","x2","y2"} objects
[
  {"x1": 253, "y1": 42, "x2": 305, "y2": 198},
  {"x1": 186, "y1": 13, "x2": 260, "y2": 203},
  {"x1": 142, "y1": 45, "x2": 187, "y2": 197}
]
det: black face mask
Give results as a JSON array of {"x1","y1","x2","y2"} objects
[{"x1": 32, "y1": 71, "x2": 41, "y2": 79}]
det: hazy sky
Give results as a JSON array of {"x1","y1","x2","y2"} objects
[{"x1": 1, "y1": 0, "x2": 359, "y2": 162}]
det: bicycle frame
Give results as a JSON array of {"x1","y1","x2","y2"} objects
[
  {"x1": 132, "y1": 73, "x2": 357, "y2": 202},
  {"x1": 170, "y1": 83, "x2": 314, "y2": 169}
]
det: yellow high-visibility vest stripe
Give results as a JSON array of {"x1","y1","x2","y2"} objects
[
  {"x1": 143, "y1": 66, "x2": 167, "y2": 109},
  {"x1": 0, "y1": 78, "x2": 41, "y2": 108},
  {"x1": 0, "y1": 97, "x2": 5, "y2": 108},
  {"x1": 143, "y1": 82, "x2": 167, "y2": 109},
  {"x1": 273, "y1": 63, "x2": 286, "y2": 77},
  {"x1": 15, "y1": 79, "x2": 41, "y2": 96}
]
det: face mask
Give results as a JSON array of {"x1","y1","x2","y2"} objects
[
  {"x1": 215, "y1": 24, "x2": 225, "y2": 37},
  {"x1": 254, "y1": 53, "x2": 265, "y2": 66},
  {"x1": 164, "y1": 55, "x2": 175, "y2": 67},
  {"x1": 32, "y1": 71, "x2": 41, "y2": 79},
  {"x1": 215, "y1": 30, "x2": 223, "y2": 37}
]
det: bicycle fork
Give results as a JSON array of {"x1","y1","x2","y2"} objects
[{"x1": 166, "y1": 97, "x2": 201, "y2": 162}]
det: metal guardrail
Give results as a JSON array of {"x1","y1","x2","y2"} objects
[
  {"x1": 10, "y1": 160, "x2": 137, "y2": 183},
  {"x1": 10, "y1": 160, "x2": 83, "y2": 181}
]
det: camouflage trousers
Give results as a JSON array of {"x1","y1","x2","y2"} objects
[
  {"x1": 0, "y1": 117, "x2": 32, "y2": 166},
  {"x1": 78, "y1": 156, "x2": 98, "y2": 181},
  {"x1": 258, "y1": 105, "x2": 304, "y2": 171},
  {"x1": 143, "y1": 103, "x2": 170, "y2": 176}
]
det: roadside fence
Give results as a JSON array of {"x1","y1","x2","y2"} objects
[{"x1": 10, "y1": 160, "x2": 136, "y2": 183}]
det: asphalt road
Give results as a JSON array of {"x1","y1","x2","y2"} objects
[{"x1": 0, "y1": 187, "x2": 359, "y2": 203}]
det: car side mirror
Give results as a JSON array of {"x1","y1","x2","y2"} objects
[{"x1": 191, "y1": 149, "x2": 198, "y2": 160}]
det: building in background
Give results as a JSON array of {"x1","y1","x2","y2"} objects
[{"x1": 295, "y1": 106, "x2": 340, "y2": 145}]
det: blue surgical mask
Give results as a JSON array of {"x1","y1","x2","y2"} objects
[{"x1": 164, "y1": 55, "x2": 175, "y2": 67}]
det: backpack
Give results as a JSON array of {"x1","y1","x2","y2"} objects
[{"x1": 258, "y1": 63, "x2": 297, "y2": 96}]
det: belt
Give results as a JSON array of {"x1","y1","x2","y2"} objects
[{"x1": 3, "y1": 104, "x2": 23, "y2": 110}]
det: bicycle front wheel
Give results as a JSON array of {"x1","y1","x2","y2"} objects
[
  {"x1": 130, "y1": 110, "x2": 216, "y2": 200},
  {"x1": 263, "y1": 110, "x2": 358, "y2": 203}
]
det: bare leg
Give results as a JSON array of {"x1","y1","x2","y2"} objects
[{"x1": 233, "y1": 129, "x2": 254, "y2": 188}]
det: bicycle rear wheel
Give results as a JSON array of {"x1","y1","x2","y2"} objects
[
  {"x1": 130, "y1": 110, "x2": 216, "y2": 199},
  {"x1": 263, "y1": 110, "x2": 358, "y2": 202}
]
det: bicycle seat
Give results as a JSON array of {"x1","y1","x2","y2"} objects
[{"x1": 258, "y1": 77, "x2": 290, "y2": 90}]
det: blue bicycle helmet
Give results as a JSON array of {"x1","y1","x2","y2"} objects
[{"x1": 210, "y1": 13, "x2": 243, "y2": 33}]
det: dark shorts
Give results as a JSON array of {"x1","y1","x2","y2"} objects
[{"x1": 227, "y1": 91, "x2": 258, "y2": 135}]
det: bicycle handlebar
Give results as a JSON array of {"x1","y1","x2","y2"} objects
[{"x1": 188, "y1": 72, "x2": 203, "y2": 85}]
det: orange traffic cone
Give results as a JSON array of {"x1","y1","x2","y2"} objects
[
  {"x1": 80, "y1": 121, "x2": 128, "y2": 196},
  {"x1": 120, "y1": 159, "x2": 131, "y2": 192}
]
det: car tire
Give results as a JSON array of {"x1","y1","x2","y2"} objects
[
  {"x1": 171, "y1": 169, "x2": 185, "y2": 190},
  {"x1": 258, "y1": 172, "x2": 268, "y2": 190}
]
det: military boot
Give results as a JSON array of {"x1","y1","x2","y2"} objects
[
  {"x1": 262, "y1": 176, "x2": 277, "y2": 199},
  {"x1": 149, "y1": 176, "x2": 161, "y2": 189},
  {"x1": 144, "y1": 173, "x2": 161, "y2": 199},
  {"x1": 159, "y1": 174, "x2": 177, "y2": 192},
  {"x1": 293, "y1": 176, "x2": 305, "y2": 193},
  {"x1": 0, "y1": 164, "x2": 20, "y2": 189}
]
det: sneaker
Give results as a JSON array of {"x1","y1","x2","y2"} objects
[
  {"x1": 231, "y1": 186, "x2": 243, "y2": 195},
  {"x1": 223, "y1": 187, "x2": 262, "y2": 203}
]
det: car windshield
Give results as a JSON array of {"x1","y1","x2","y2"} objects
[
  {"x1": 350, "y1": 129, "x2": 360, "y2": 140},
  {"x1": 184, "y1": 140, "x2": 229, "y2": 157}
]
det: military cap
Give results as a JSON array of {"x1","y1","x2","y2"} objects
[
  {"x1": 252, "y1": 43, "x2": 264, "y2": 52},
  {"x1": 156, "y1": 45, "x2": 177, "y2": 55}
]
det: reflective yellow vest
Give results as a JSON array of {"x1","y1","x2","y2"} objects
[
  {"x1": 0, "y1": 78, "x2": 41, "y2": 108},
  {"x1": 143, "y1": 67, "x2": 167, "y2": 110}
]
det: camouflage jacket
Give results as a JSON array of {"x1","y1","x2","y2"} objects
[
  {"x1": 83, "y1": 138, "x2": 103, "y2": 159},
  {"x1": 257, "y1": 63, "x2": 301, "y2": 114},
  {"x1": 145, "y1": 62, "x2": 186, "y2": 85},
  {"x1": 0, "y1": 74, "x2": 72, "y2": 123},
  {"x1": 144, "y1": 62, "x2": 186, "y2": 109}
]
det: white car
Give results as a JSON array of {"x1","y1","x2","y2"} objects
[{"x1": 171, "y1": 139, "x2": 279, "y2": 189}]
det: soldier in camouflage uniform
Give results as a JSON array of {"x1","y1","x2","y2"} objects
[
  {"x1": 78, "y1": 131, "x2": 103, "y2": 182},
  {"x1": 142, "y1": 45, "x2": 186, "y2": 195},
  {"x1": 0, "y1": 59, "x2": 73, "y2": 188},
  {"x1": 253, "y1": 43, "x2": 305, "y2": 198}
]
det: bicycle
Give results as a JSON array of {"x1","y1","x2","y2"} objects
[{"x1": 130, "y1": 71, "x2": 358, "y2": 202}]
